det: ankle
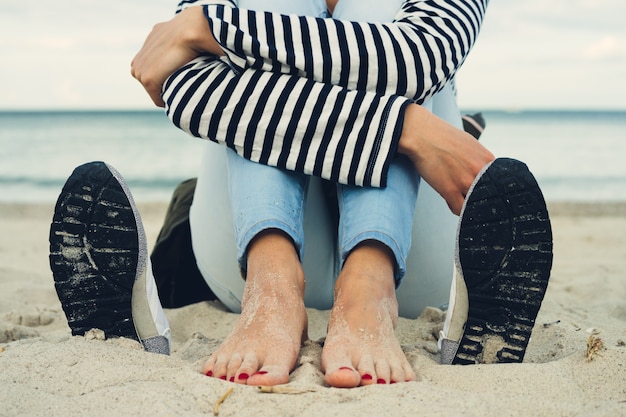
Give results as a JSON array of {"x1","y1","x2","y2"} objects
[
  {"x1": 338, "y1": 242, "x2": 396, "y2": 296},
  {"x1": 332, "y1": 271, "x2": 399, "y2": 333},
  {"x1": 334, "y1": 268, "x2": 398, "y2": 326},
  {"x1": 246, "y1": 230, "x2": 305, "y2": 294}
]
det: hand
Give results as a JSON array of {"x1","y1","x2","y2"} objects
[
  {"x1": 399, "y1": 104, "x2": 495, "y2": 215},
  {"x1": 131, "y1": 7, "x2": 223, "y2": 107}
]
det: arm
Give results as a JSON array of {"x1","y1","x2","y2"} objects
[
  {"x1": 163, "y1": 55, "x2": 492, "y2": 213},
  {"x1": 132, "y1": 0, "x2": 487, "y2": 107},
  {"x1": 132, "y1": 0, "x2": 493, "y2": 211},
  {"x1": 163, "y1": 55, "x2": 411, "y2": 188},
  {"x1": 203, "y1": 0, "x2": 488, "y2": 103},
  {"x1": 131, "y1": 1, "x2": 236, "y2": 107}
]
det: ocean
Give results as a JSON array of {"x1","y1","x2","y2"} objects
[{"x1": 1, "y1": 109, "x2": 625, "y2": 203}]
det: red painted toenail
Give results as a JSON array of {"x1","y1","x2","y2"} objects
[
  {"x1": 220, "y1": 376, "x2": 227, "y2": 381},
  {"x1": 205, "y1": 370, "x2": 213, "y2": 377},
  {"x1": 238, "y1": 373, "x2": 249, "y2": 380},
  {"x1": 361, "y1": 374, "x2": 373, "y2": 381},
  {"x1": 377, "y1": 379, "x2": 386, "y2": 384},
  {"x1": 339, "y1": 367, "x2": 353, "y2": 371},
  {"x1": 390, "y1": 380, "x2": 397, "y2": 384},
  {"x1": 254, "y1": 371, "x2": 268, "y2": 376},
  {"x1": 229, "y1": 377, "x2": 235, "y2": 382}
]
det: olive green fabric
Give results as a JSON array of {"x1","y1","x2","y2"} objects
[{"x1": 150, "y1": 178, "x2": 217, "y2": 308}]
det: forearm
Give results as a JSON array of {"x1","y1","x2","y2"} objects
[
  {"x1": 202, "y1": 0, "x2": 488, "y2": 103},
  {"x1": 164, "y1": 56, "x2": 411, "y2": 187}
]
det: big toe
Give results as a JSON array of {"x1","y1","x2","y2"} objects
[
  {"x1": 324, "y1": 366, "x2": 361, "y2": 388},
  {"x1": 246, "y1": 365, "x2": 291, "y2": 386}
]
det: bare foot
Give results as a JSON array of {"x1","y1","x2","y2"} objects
[
  {"x1": 202, "y1": 232, "x2": 308, "y2": 386},
  {"x1": 321, "y1": 245, "x2": 417, "y2": 388}
]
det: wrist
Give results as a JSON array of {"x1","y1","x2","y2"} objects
[
  {"x1": 398, "y1": 104, "x2": 432, "y2": 163},
  {"x1": 178, "y1": 6, "x2": 224, "y2": 56}
]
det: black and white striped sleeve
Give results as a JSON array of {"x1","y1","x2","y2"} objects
[
  {"x1": 203, "y1": 0, "x2": 488, "y2": 103},
  {"x1": 175, "y1": 0, "x2": 237, "y2": 13},
  {"x1": 163, "y1": 0, "x2": 488, "y2": 188},
  {"x1": 163, "y1": 56, "x2": 411, "y2": 187}
]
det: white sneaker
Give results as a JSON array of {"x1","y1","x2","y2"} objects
[
  {"x1": 439, "y1": 158, "x2": 553, "y2": 364},
  {"x1": 49, "y1": 161, "x2": 171, "y2": 354}
]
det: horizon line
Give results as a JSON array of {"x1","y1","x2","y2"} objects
[{"x1": 1, "y1": 107, "x2": 625, "y2": 113}]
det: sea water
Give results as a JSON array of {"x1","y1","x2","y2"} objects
[
  {"x1": 0, "y1": 109, "x2": 625, "y2": 203},
  {"x1": 476, "y1": 110, "x2": 626, "y2": 202},
  {"x1": 0, "y1": 111, "x2": 205, "y2": 203}
]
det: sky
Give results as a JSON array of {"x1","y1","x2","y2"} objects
[{"x1": 1, "y1": 0, "x2": 625, "y2": 110}]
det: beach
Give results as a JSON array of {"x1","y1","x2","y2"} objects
[{"x1": 0, "y1": 201, "x2": 625, "y2": 417}]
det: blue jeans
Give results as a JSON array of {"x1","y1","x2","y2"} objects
[
  {"x1": 227, "y1": 148, "x2": 418, "y2": 283},
  {"x1": 229, "y1": 0, "x2": 415, "y2": 283},
  {"x1": 189, "y1": 0, "x2": 459, "y2": 317}
]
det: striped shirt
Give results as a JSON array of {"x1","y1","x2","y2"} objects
[{"x1": 164, "y1": 0, "x2": 488, "y2": 187}]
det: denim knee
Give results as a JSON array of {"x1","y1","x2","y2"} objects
[{"x1": 226, "y1": 149, "x2": 308, "y2": 275}]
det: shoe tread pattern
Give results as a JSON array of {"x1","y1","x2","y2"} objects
[
  {"x1": 49, "y1": 162, "x2": 138, "y2": 341},
  {"x1": 454, "y1": 158, "x2": 553, "y2": 364}
]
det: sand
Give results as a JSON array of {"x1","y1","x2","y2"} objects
[{"x1": 0, "y1": 201, "x2": 624, "y2": 417}]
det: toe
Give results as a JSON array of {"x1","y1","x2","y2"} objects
[
  {"x1": 403, "y1": 361, "x2": 417, "y2": 382},
  {"x1": 324, "y1": 366, "x2": 361, "y2": 388},
  {"x1": 324, "y1": 367, "x2": 361, "y2": 388},
  {"x1": 356, "y1": 355, "x2": 377, "y2": 386},
  {"x1": 202, "y1": 355, "x2": 218, "y2": 377},
  {"x1": 246, "y1": 364, "x2": 290, "y2": 386},
  {"x1": 374, "y1": 361, "x2": 391, "y2": 385},
  {"x1": 226, "y1": 353, "x2": 243, "y2": 382},
  {"x1": 211, "y1": 355, "x2": 229, "y2": 380},
  {"x1": 322, "y1": 349, "x2": 361, "y2": 388},
  {"x1": 236, "y1": 352, "x2": 260, "y2": 383},
  {"x1": 389, "y1": 362, "x2": 406, "y2": 385}
]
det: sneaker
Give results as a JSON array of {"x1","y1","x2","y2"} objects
[
  {"x1": 49, "y1": 161, "x2": 171, "y2": 355},
  {"x1": 462, "y1": 113, "x2": 486, "y2": 140},
  {"x1": 439, "y1": 158, "x2": 553, "y2": 364}
]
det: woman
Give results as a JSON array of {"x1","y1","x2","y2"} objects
[{"x1": 61, "y1": 0, "x2": 549, "y2": 388}]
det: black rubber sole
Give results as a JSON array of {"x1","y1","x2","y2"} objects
[
  {"x1": 453, "y1": 158, "x2": 553, "y2": 364},
  {"x1": 49, "y1": 161, "x2": 139, "y2": 341}
]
